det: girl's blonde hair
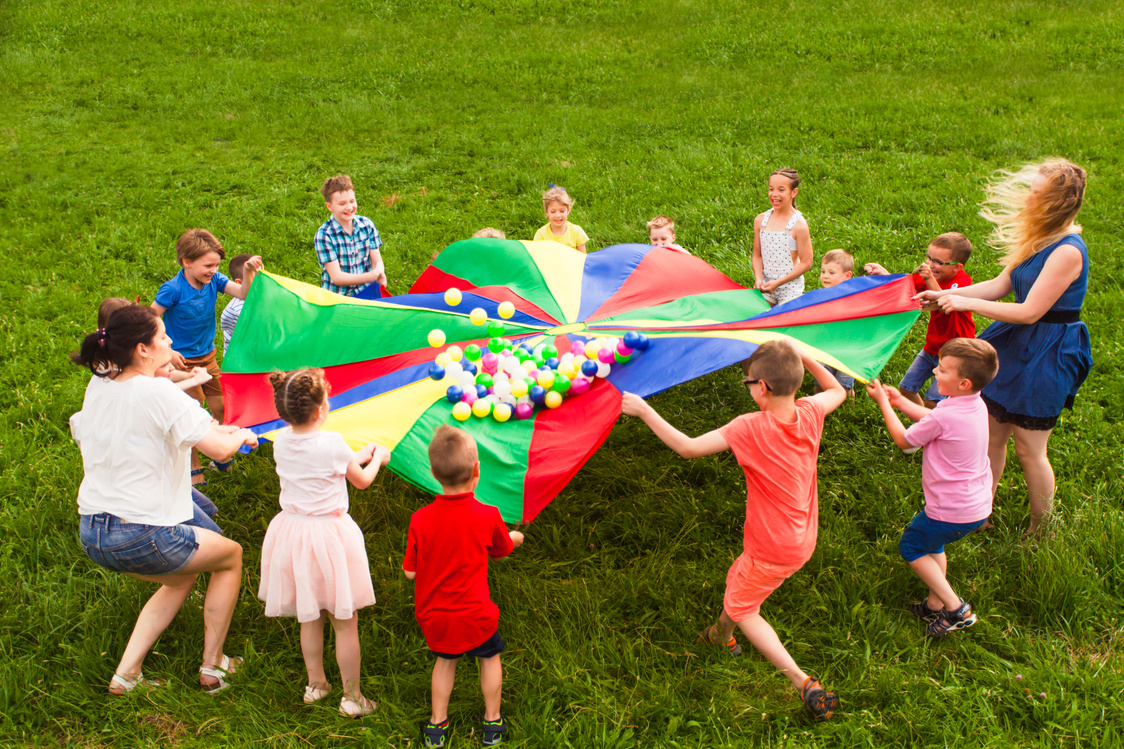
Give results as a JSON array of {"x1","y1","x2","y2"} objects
[
  {"x1": 269, "y1": 369, "x2": 329, "y2": 426},
  {"x1": 542, "y1": 186, "x2": 574, "y2": 209},
  {"x1": 980, "y1": 158, "x2": 1086, "y2": 269}
]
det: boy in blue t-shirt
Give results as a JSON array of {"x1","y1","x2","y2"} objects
[{"x1": 152, "y1": 229, "x2": 262, "y2": 481}]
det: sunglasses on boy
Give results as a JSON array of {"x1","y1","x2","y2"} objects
[
  {"x1": 925, "y1": 254, "x2": 958, "y2": 267},
  {"x1": 741, "y1": 378, "x2": 771, "y2": 392}
]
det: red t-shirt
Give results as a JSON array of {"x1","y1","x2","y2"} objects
[
  {"x1": 718, "y1": 398, "x2": 826, "y2": 567},
  {"x1": 403, "y1": 492, "x2": 515, "y2": 653},
  {"x1": 912, "y1": 270, "x2": 976, "y2": 355}
]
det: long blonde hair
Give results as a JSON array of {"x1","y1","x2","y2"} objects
[{"x1": 980, "y1": 158, "x2": 1086, "y2": 269}]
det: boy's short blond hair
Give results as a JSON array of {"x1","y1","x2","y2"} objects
[
  {"x1": 321, "y1": 174, "x2": 354, "y2": 202},
  {"x1": 821, "y1": 249, "x2": 854, "y2": 274},
  {"x1": 175, "y1": 229, "x2": 225, "y2": 264},
  {"x1": 429, "y1": 425, "x2": 478, "y2": 487},
  {"x1": 473, "y1": 227, "x2": 506, "y2": 239},
  {"x1": 647, "y1": 215, "x2": 676, "y2": 234},
  {"x1": 939, "y1": 338, "x2": 998, "y2": 392},
  {"x1": 930, "y1": 232, "x2": 972, "y2": 265},
  {"x1": 97, "y1": 297, "x2": 133, "y2": 329},
  {"x1": 542, "y1": 186, "x2": 574, "y2": 209},
  {"x1": 745, "y1": 340, "x2": 804, "y2": 397}
]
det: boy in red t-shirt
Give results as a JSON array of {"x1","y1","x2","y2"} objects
[
  {"x1": 865, "y1": 232, "x2": 976, "y2": 408},
  {"x1": 622, "y1": 340, "x2": 847, "y2": 721},
  {"x1": 403, "y1": 426, "x2": 525, "y2": 747}
]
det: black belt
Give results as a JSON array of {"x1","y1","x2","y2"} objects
[{"x1": 1038, "y1": 309, "x2": 1081, "y2": 324}]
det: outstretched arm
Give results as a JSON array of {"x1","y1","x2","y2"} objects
[
  {"x1": 621, "y1": 393, "x2": 729, "y2": 458},
  {"x1": 346, "y1": 444, "x2": 392, "y2": 489},
  {"x1": 866, "y1": 381, "x2": 915, "y2": 450},
  {"x1": 802, "y1": 353, "x2": 847, "y2": 414},
  {"x1": 224, "y1": 256, "x2": 264, "y2": 300}
]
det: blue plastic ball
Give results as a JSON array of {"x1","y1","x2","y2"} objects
[
  {"x1": 463, "y1": 360, "x2": 478, "y2": 375},
  {"x1": 632, "y1": 334, "x2": 650, "y2": 351},
  {"x1": 580, "y1": 359, "x2": 599, "y2": 377},
  {"x1": 530, "y1": 385, "x2": 547, "y2": 404},
  {"x1": 446, "y1": 385, "x2": 464, "y2": 403},
  {"x1": 428, "y1": 364, "x2": 446, "y2": 381},
  {"x1": 475, "y1": 384, "x2": 489, "y2": 399},
  {"x1": 545, "y1": 357, "x2": 560, "y2": 370},
  {"x1": 623, "y1": 331, "x2": 641, "y2": 348}
]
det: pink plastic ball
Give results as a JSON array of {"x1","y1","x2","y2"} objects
[
  {"x1": 616, "y1": 342, "x2": 634, "y2": 357},
  {"x1": 597, "y1": 348, "x2": 615, "y2": 364},
  {"x1": 514, "y1": 403, "x2": 535, "y2": 420},
  {"x1": 569, "y1": 377, "x2": 591, "y2": 395},
  {"x1": 569, "y1": 340, "x2": 586, "y2": 357},
  {"x1": 462, "y1": 390, "x2": 478, "y2": 405},
  {"x1": 481, "y1": 352, "x2": 499, "y2": 374}
]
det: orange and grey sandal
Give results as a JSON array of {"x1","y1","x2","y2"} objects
[
  {"x1": 696, "y1": 624, "x2": 742, "y2": 657},
  {"x1": 801, "y1": 677, "x2": 839, "y2": 721}
]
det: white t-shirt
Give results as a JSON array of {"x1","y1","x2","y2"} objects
[
  {"x1": 71, "y1": 376, "x2": 213, "y2": 525},
  {"x1": 273, "y1": 428, "x2": 358, "y2": 516},
  {"x1": 220, "y1": 297, "x2": 243, "y2": 354}
]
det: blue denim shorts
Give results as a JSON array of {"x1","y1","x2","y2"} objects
[
  {"x1": 824, "y1": 365, "x2": 855, "y2": 391},
  {"x1": 898, "y1": 511, "x2": 986, "y2": 562},
  {"x1": 898, "y1": 349, "x2": 944, "y2": 402},
  {"x1": 431, "y1": 630, "x2": 505, "y2": 661},
  {"x1": 80, "y1": 513, "x2": 199, "y2": 575}
]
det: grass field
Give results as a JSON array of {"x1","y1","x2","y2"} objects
[{"x1": 2, "y1": 0, "x2": 1123, "y2": 746}]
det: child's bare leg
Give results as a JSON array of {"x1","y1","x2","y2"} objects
[
  {"x1": 479, "y1": 654, "x2": 503, "y2": 721},
  {"x1": 908, "y1": 553, "x2": 959, "y2": 611},
  {"x1": 329, "y1": 613, "x2": 363, "y2": 700},
  {"x1": 901, "y1": 389, "x2": 923, "y2": 407},
  {"x1": 300, "y1": 613, "x2": 329, "y2": 689},
  {"x1": 205, "y1": 393, "x2": 225, "y2": 426},
  {"x1": 1012, "y1": 426, "x2": 1055, "y2": 534},
  {"x1": 734, "y1": 612, "x2": 809, "y2": 691},
  {"x1": 431, "y1": 657, "x2": 460, "y2": 724}
]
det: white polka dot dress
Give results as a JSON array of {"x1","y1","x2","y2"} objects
[{"x1": 758, "y1": 208, "x2": 805, "y2": 305}]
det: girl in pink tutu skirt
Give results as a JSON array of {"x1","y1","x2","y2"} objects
[{"x1": 258, "y1": 369, "x2": 391, "y2": 717}]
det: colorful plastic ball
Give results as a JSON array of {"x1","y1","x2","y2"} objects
[
  {"x1": 428, "y1": 363, "x2": 446, "y2": 381},
  {"x1": 616, "y1": 341, "x2": 634, "y2": 357},
  {"x1": 558, "y1": 361, "x2": 576, "y2": 378},
  {"x1": 597, "y1": 348, "x2": 615, "y2": 364},
  {"x1": 510, "y1": 379, "x2": 529, "y2": 398},
  {"x1": 475, "y1": 384, "x2": 490, "y2": 399},
  {"x1": 569, "y1": 377, "x2": 591, "y2": 396},
  {"x1": 462, "y1": 360, "x2": 478, "y2": 375},
  {"x1": 570, "y1": 340, "x2": 586, "y2": 356},
  {"x1": 481, "y1": 352, "x2": 499, "y2": 373},
  {"x1": 427, "y1": 329, "x2": 447, "y2": 348},
  {"x1": 488, "y1": 337, "x2": 505, "y2": 354},
  {"x1": 444, "y1": 288, "x2": 463, "y2": 307},
  {"x1": 536, "y1": 370, "x2": 556, "y2": 389},
  {"x1": 584, "y1": 341, "x2": 600, "y2": 358},
  {"x1": 457, "y1": 371, "x2": 476, "y2": 390},
  {"x1": 475, "y1": 373, "x2": 494, "y2": 388},
  {"x1": 445, "y1": 362, "x2": 464, "y2": 380},
  {"x1": 623, "y1": 331, "x2": 641, "y2": 348},
  {"x1": 469, "y1": 307, "x2": 487, "y2": 325},
  {"x1": 544, "y1": 390, "x2": 563, "y2": 409},
  {"x1": 446, "y1": 385, "x2": 464, "y2": 404},
  {"x1": 581, "y1": 359, "x2": 599, "y2": 377},
  {"x1": 530, "y1": 385, "x2": 547, "y2": 404},
  {"x1": 472, "y1": 398, "x2": 493, "y2": 418},
  {"x1": 521, "y1": 360, "x2": 538, "y2": 374},
  {"x1": 515, "y1": 403, "x2": 535, "y2": 420},
  {"x1": 551, "y1": 376, "x2": 571, "y2": 394},
  {"x1": 493, "y1": 380, "x2": 512, "y2": 398},
  {"x1": 542, "y1": 344, "x2": 559, "y2": 360},
  {"x1": 632, "y1": 334, "x2": 650, "y2": 351},
  {"x1": 446, "y1": 345, "x2": 464, "y2": 362},
  {"x1": 487, "y1": 320, "x2": 506, "y2": 338},
  {"x1": 492, "y1": 403, "x2": 512, "y2": 423},
  {"x1": 545, "y1": 357, "x2": 560, "y2": 370},
  {"x1": 596, "y1": 361, "x2": 611, "y2": 378},
  {"x1": 452, "y1": 401, "x2": 472, "y2": 421},
  {"x1": 531, "y1": 354, "x2": 546, "y2": 368},
  {"x1": 614, "y1": 350, "x2": 632, "y2": 364},
  {"x1": 497, "y1": 301, "x2": 515, "y2": 319},
  {"x1": 462, "y1": 344, "x2": 481, "y2": 361},
  {"x1": 462, "y1": 389, "x2": 478, "y2": 405},
  {"x1": 435, "y1": 352, "x2": 452, "y2": 367},
  {"x1": 519, "y1": 343, "x2": 535, "y2": 355}
]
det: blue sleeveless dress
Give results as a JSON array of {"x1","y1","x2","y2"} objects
[{"x1": 979, "y1": 234, "x2": 1092, "y2": 430}]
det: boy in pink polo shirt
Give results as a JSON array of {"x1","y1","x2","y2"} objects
[{"x1": 867, "y1": 338, "x2": 999, "y2": 637}]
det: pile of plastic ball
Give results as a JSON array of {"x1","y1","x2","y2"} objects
[{"x1": 426, "y1": 289, "x2": 649, "y2": 422}]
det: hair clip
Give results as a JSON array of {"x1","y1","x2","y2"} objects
[
  {"x1": 548, "y1": 184, "x2": 566, "y2": 192},
  {"x1": 134, "y1": 296, "x2": 142, "y2": 303},
  {"x1": 97, "y1": 328, "x2": 107, "y2": 345}
]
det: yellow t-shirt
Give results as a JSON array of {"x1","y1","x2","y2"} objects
[{"x1": 533, "y1": 222, "x2": 589, "y2": 250}]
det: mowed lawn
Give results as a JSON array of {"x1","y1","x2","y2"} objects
[{"x1": 2, "y1": 0, "x2": 1123, "y2": 746}]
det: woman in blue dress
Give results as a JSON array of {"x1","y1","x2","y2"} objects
[{"x1": 919, "y1": 159, "x2": 1090, "y2": 535}]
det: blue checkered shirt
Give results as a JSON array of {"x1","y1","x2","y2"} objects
[{"x1": 314, "y1": 215, "x2": 383, "y2": 296}]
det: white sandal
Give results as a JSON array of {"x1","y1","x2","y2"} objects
[
  {"x1": 339, "y1": 694, "x2": 377, "y2": 717},
  {"x1": 108, "y1": 672, "x2": 163, "y2": 695},
  {"x1": 304, "y1": 683, "x2": 332, "y2": 704},
  {"x1": 199, "y1": 654, "x2": 240, "y2": 694}
]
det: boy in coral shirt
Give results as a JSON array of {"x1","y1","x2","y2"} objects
[
  {"x1": 622, "y1": 340, "x2": 847, "y2": 721},
  {"x1": 404, "y1": 426, "x2": 525, "y2": 747}
]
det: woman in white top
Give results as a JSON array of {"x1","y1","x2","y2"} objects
[{"x1": 70, "y1": 305, "x2": 258, "y2": 695}]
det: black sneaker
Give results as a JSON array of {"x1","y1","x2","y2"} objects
[
  {"x1": 421, "y1": 719, "x2": 448, "y2": 748},
  {"x1": 926, "y1": 599, "x2": 978, "y2": 637},
  {"x1": 482, "y1": 713, "x2": 507, "y2": 746},
  {"x1": 909, "y1": 600, "x2": 942, "y2": 621},
  {"x1": 801, "y1": 677, "x2": 839, "y2": 721}
]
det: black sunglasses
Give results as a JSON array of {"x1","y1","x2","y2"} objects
[{"x1": 742, "y1": 378, "x2": 771, "y2": 392}]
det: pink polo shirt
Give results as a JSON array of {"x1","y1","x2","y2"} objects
[{"x1": 903, "y1": 392, "x2": 992, "y2": 523}]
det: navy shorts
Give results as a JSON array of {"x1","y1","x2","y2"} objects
[
  {"x1": 898, "y1": 511, "x2": 986, "y2": 562},
  {"x1": 431, "y1": 630, "x2": 505, "y2": 661},
  {"x1": 80, "y1": 513, "x2": 200, "y2": 575}
]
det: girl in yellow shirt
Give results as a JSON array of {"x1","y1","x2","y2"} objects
[{"x1": 533, "y1": 185, "x2": 588, "y2": 253}]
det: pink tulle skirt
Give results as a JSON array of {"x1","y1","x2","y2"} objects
[{"x1": 258, "y1": 511, "x2": 376, "y2": 623}]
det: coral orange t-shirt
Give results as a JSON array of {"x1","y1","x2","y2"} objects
[{"x1": 718, "y1": 398, "x2": 826, "y2": 567}]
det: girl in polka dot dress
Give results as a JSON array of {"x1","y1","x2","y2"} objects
[{"x1": 751, "y1": 169, "x2": 814, "y2": 306}]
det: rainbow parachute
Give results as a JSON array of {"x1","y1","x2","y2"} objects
[{"x1": 223, "y1": 239, "x2": 920, "y2": 524}]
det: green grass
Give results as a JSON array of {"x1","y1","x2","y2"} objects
[{"x1": 2, "y1": 0, "x2": 1124, "y2": 746}]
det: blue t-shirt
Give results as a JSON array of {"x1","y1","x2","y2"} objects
[{"x1": 154, "y1": 270, "x2": 230, "y2": 358}]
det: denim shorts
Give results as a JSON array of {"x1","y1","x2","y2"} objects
[
  {"x1": 898, "y1": 349, "x2": 944, "y2": 402},
  {"x1": 80, "y1": 513, "x2": 199, "y2": 576},
  {"x1": 898, "y1": 510, "x2": 986, "y2": 562},
  {"x1": 431, "y1": 630, "x2": 505, "y2": 661},
  {"x1": 824, "y1": 365, "x2": 855, "y2": 391}
]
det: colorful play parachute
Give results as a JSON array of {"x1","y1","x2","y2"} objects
[{"x1": 223, "y1": 239, "x2": 920, "y2": 524}]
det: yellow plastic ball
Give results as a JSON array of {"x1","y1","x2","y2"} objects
[
  {"x1": 558, "y1": 361, "x2": 576, "y2": 378},
  {"x1": 497, "y1": 301, "x2": 515, "y2": 319},
  {"x1": 451, "y1": 401, "x2": 472, "y2": 421},
  {"x1": 472, "y1": 398, "x2": 493, "y2": 418},
  {"x1": 444, "y1": 288, "x2": 463, "y2": 306},
  {"x1": 544, "y1": 390, "x2": 563, "y2": 409},
  {"x1": 584, "y1": 341, "x2": 601, "y2": 359},
  {"x1": 446, "y1": 345, "x2": 463, "y2": 362},
  {"x1": 511, "y1": 379, "x2": 529, "y2": 398},
  {"x1": 469, "y1": 308, "x2": 487, "y2": 326},
  {"x1": 493, "y1": 403, "x2": 512, "y2": 423},
  {"x1": 435, "y1": 352, "x2": 452, "y2": 367},
  {"x1": 428, "y1": 329, "x2": 447, "y2": 348},
  {"x1": 537, "y1": 371, "x2": 556, "y2": 389}
]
